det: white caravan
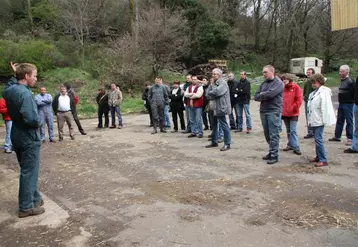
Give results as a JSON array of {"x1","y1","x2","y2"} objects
[{"x1": 290, "y1": 57, "x2": 323, "y2": 76}]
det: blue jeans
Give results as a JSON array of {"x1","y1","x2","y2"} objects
[
  {"x1": 39, "y1": 110, "x2": 54, "y2": 141},
  {"x1": 283, "y1": 119, "x2": 300, "y2": 151},
  {"x1": 188, "y1": 107, "x2": 203, "y2": 135},
  {"x1": 209, "y1": 110, "x2": 223, "y2": 137},
  {"x1": 313, "y1": 126, "x2": 327, "y2": 162},
  {"x1": 4, "y1": 120, "x2": 12, "y2": 150},
  {"x1": 305, "y1": 101, "x2": 314, "y2": 136},
  {"x1": 229, "y1": 104, "x2": 238, "y2": 129},
  {"x1": 212, "y1": 115, "x2": 231, "y2": 145},
  {"x1": 236, "y1": 103, "x2": 252, "y2": 130},
  {"x1": 334, "y1": 103, "x2": 354, "y2": 140},
  {"x1": 260, "y1": 111, "x2": 281, "y2": 158},
  {"x1": 164, "y1": 105, "x2": 171, "y2": 127},
  {"x1": 185, "y1": 106, "x2": 191, "y2": 131},
  {"x1": 16, "y1": 142, "x2": 42, "y2": 211},
  {"x1": 351, "y1": 105, "x2": 358, "y2": 151},
  {"x1": 110, "y1": 106, "x2": 123, "y2": 126}
]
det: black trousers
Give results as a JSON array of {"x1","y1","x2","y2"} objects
[
  {"x1": 171, "y1": 106, "x2": 185, "y2": 130},
  {"x1": 146, "y1": 104, "x2": 153, "y2": 126},
  {"x1": 98, "y1": 105, "x2": 109, "y2": 127},
  {"x1": 72, "y1": 108, "x2": 84, "y2": 132},
  {"x1": 151, "y1": 104, "x2": 164, "y2": 129},
  {"x1": 202, "y1": 107, "x2": 209, "y2": 128}
]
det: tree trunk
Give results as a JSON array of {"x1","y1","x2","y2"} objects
[
  {"x1": 27, "y1": 0, "x2": 33, "y2": 30},
  {"x1": 253, "y1": 0, "x2": 262, "y2": 51},
  {"x1": 287, "y1": 28, "x2": 294, "y2": 71},
  {"x1": 303, "y1": 27, "x2": 309, "y2": 57}
]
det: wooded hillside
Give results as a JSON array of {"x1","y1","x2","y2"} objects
[{"x1": 0, "y1": 0, "x2": 357, "y2": 89}]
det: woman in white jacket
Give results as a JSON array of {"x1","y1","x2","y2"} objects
[{"x1": 307, "y1": 74, "x2": 336, "y2": 167}]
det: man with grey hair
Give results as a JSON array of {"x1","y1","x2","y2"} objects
[
  {"x1": 205, "y1": 68, "x2": 231, "y2": 151},
  {"x1": 254, "y1": 65, "x2": 283, "y2": 164},
  {"x1": 329, "y1": 65, "x2": 355, "y2": 145}
]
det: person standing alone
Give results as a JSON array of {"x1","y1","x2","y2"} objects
[
  {"x1": 3, "y1": 62, "x2": 45, "y2": 217},
  {"x1": 35, "y1": 87, "x2": 55, "y2": 143}
]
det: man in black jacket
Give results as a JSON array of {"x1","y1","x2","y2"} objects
[
  {"x1": 329, "y1": 65, "x2": 355, "y2": 145},
  {"x1": 227, "y1": 72, "x2": 239, "y2": 130},
  {"x1": 182, "y1": 75, "x2": 192, "y2": 133},
  {"x1": 64, "y1": 83, "x2": 87, "y2": 135},
  {"x1": 52, "y1": 85, "x2": 76, "y2": 141},
  {"x1": 142, "y1": 82, "x2": 153, "y2": 127},
  {"x1": 201, "y1": 77, "x2": 210, "y2": 130},
  {"x1": 235, "y1": 71, "x2": 252, "y2": 134},
  {"x1": 96, "y1": 87, "x2": 109, "y2": 128},
  {"x1": 169, "y1": 81, "x2": 185, "y2": 132}
]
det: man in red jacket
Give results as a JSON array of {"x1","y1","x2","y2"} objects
[
  {"x1": 0, "y1": 98, "x2": 12, "y2": 153},
  {"x1": 281, "y1": 74, "x2": 303, "y2": 155}
]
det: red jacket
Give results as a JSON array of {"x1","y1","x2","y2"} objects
[
  {"x1": 0, "y1": 98, "x2": 11, "y2": 121},
  {"x1": 188, "y1": 84, "x2": 204, "y2": 108},
  {"x1": 282, "y1": 82, "x2": 302, "y2": 117}
]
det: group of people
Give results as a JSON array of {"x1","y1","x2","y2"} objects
[
  {"x1": 140, "y1": 65, "x2": 357, "y2": 167},
  {"x1": 0, "y1": 61, "x2": 357, "y2": 219}
]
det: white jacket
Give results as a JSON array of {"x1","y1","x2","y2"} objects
[{"x1": 307, "y1": 86, "x2": 336, "y2": 127}]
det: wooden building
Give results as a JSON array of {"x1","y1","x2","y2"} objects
[{"x1": 331, "y1": 0, "x2": 358, "y2": 31}]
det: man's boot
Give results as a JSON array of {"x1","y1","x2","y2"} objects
[
  {"x1": 159, "y1": 123, "x2": 167, "y2": 133},
  {"x1": 151, "y1": 122, "x2": 158, "y2": 134}
]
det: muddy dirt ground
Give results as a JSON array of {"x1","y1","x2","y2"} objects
[{"x1": 0, "y1": 101, "x2": 358, "y2": 247}]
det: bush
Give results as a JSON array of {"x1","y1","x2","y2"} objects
[{"x1": 0, "y1": 39, "x2": 64, "y2": 76}]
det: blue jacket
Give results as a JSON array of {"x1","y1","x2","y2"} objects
[
  {"x1": 35, "y1": 93, "x2": 53, "y2": 118},
  {"x1": 254, "y1": 76, "x2": 283, "y2": 113},
  {"x1": 2, "y1": 77, "x2": 40, "y2": 146}
]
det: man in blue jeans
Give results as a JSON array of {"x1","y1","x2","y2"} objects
[
  {"x1": 329, "y1": 65, "x2": 355, "y2": 145},
  {"x1": 235, "y1": 71, "x2": 252, "y2": 134},
  {"x1": 254, "y1": 65, "x2": 284, "y2": 164},
  {"x1": 184, "y1": 75, "x2": 204, "y2": 138},
  {"x1": 205, "y1": 68, "x2": 231, "y2": 151},
  {"x1": 108, "y1": 83, "x2": 123, "y2": 129},
  {"x1": 3, "y1": 62, "x2": 45, "y2": 218},
  {"x1": 344, "y1": 76, "x2": 358, "y2": 153}
]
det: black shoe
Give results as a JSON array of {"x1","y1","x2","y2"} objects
[
  {"x1": 262, "y1": 154, "x2": 271, "y2": 160},
  {"x1": 220, "y1": 145, "x2": 230, "y2": 151},
  {"x1": 49, "y1": 139, "x2": 56, "y2": 143},
  {"x1": 198, "y1": 134, "x2": 203, "y2": 138},
  {"x1": 293, "y1": 150, "x2": 302, "y2": 155},
  {"x1": 208, "y1": 134, "x2": 212, "y2": 138},
  {"x1": 42, "y1": 140, "x2": 46, "y2": 144},
  {"x1": 205, "y1": 143, "x2": 218, "y2": 148},
  {"x1": 204, "y1": 126, "x2": 209, "y2": 131},
  {"x1": 328, "y1": 137, "x2": 341, "y2": 142},
  {"x1": 97, "y1": 126, "x2": 103, "y2": 128},
  {"x1": 283, "y1": 146, "x2": 293, "y2": 151},
  {"x1": 188, "y1": 134, "x2": 196, "y2": 138},
  {"x1": 109, "y1": 125, "x2": 116, "y2": 129},
  {"x1": 235, "y1": 129, "x2": 243, "y2": 133},
  {"x1": 71, "y1": 136, "x2": 75, "y2": 140},
  {"x1": 344, "y1": 148, "x2": 358, "y2": 153},
  {"x1": 80, "y1": 131, "x2": 87, "y2": 135},
  {"x1": 151, "y1": 129, "x2": 157, "y2": 134},
  {"x1": 267, "y1": 158, "x2": 279, "y2": 165},
  {"x1": 160, "y1": 129, "x2": 167, "y2": 133},
  {"x1": 304, "y1": 134, "x2": 314, "y2": 139},
  {"x1": 171, "y1": 130, "x2": 178, "y2": 133}
]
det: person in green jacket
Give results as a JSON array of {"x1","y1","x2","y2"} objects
[
  {"x1": 3, "y1": 62, "x2": 45, "y2": 218},
  {"x1": 303, "y1": 68, "x2": 315, "y2": 139}
]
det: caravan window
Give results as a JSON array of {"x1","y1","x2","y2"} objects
[
  {"x1": 307, "y1": 60, "x2": 315, "y2": 67},
  {"x1": 292, "y1": 60, "x2": 301, "y2": 67}
]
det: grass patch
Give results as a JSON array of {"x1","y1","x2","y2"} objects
[
  {"x1": 122, "y1": 96, "x2": 145, "y2": 114},
  {"x1": 159, "y1": 69, "x2": 186, "y2": 83}
]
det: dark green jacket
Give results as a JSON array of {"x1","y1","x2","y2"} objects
[
  {"x1": 303, "y1": 78, "x2": 314, "y2": 102},
  {"x1": 2, "y1": 77, "x2": 41, "y2": 146}
]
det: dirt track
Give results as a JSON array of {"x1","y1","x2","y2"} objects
[{"x1": 0, "y1": 100, "x2": 358, "y2": 247}]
